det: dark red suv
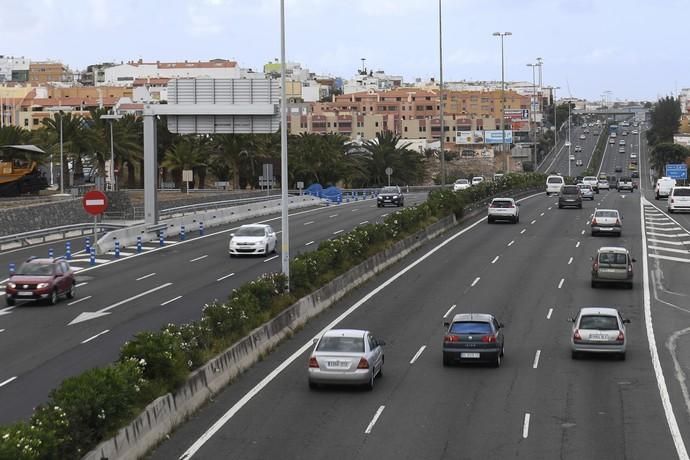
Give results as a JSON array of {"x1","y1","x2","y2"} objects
[{"x1": 5, "y1": 257, "x2": 76, "y2": 306}]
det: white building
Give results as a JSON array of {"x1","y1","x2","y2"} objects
[
  {"x1": 100, "y1": 59, "x2": 241, "y2": 86},
  {"x1": 343, "y1": 70, "x2": 403, "y2": 94},
  {"x1": 679, "y1": 88, "x2": 690, "y2": 113},
  {"x1": 0, "y1": 55, "x2": 30, "y2": 82}
]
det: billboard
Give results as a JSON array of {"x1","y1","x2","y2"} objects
[
  {"x1": 484, "y1": 130, "x2": 513, "y2": 144},
  {"x1": 504, "y1": 109, "x2": 529, "y2": 120},
  {"x1": 456, "y1": 130, "x2": 484, "y2": 144}
]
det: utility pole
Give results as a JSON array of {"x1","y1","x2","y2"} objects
[
  {"x1": 493, "y1": 32, "x2": 512, "y2": 169},
  {"x1": 527, "y1": 63, "x2": 538, "y2": 166},
  {"x1": 438, "y1": 0, "x2": 446, "y2": 186}
]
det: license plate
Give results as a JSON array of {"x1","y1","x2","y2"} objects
[
  {"x1": 599, "y1": 268, "x2": 615, "y2": 273},
  {"x1": 327, "y1": 361, "x2": 349, "y2": 368},
  {"x1": 17, "y1": 291, "x2": 33, "y2": 296},
  {"x1": 461, "y1": 352, "x2": 480, "y2": 358},
  {"x1": 589, "y1": 334, "x2": 609, "y2": 341}
]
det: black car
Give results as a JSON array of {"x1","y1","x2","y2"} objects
[
  {"x1": 631, "y1": 171, "x2": 639, "y2": 178},
  {"x1": 443, "y1": 313, "x2": 505, "y2": 367},
  {"x1": 377, "y1": 186, "x2": 404, "y2": 207},
  {"x1": 558, "y1": 185, "x2": 583, "y2": 209}
]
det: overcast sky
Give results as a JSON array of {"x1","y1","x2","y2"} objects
[{"x1": 1, "y1": 0, "x2": 687, "y2": 101}]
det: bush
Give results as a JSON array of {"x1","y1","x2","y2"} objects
[{"x1": 120, "y1": 330, "x2": 189, "y2": 393}]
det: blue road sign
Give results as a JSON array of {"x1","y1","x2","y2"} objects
[{"x1": 665, "y1": 164, "x2": 688, "y2": 180}]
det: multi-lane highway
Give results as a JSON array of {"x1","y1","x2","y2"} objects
[
  {"x1": 145, "y1": 125, "x2": 690, "y2": 459},
  {"x1": 0, "y1": 193, "x2": 427, "y2": 423}
]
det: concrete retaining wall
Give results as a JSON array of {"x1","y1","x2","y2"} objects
[{"x1": 83, "y1": 214, "x2": 457, "y2": 460}]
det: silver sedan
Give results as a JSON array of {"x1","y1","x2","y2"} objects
[
  {"x1": 308, "y1": 329, "x2": 384, "y2": 390},
  {"x1": 570, "y1": 307, "x2": 629, "y2": 360},
  {"x1": 577, "y1": 184, "x2": 594, "y2": 200}
]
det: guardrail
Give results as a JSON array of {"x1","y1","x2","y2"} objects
[{"x1": 0, "y1": 222, "x2": 129, "y2": 252}]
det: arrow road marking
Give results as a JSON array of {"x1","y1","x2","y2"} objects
[{"x1": 68, "y1": 282, "x2": 172, "y2": 325}]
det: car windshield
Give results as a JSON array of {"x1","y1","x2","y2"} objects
[
  {"x1": 598, "y1": 253, "x2": 628, "y2": 264},
  {"x1": 449, "y1": 321, "x2": 492, "y2": 335},
  {"x1": 547, "y1": 177, "x2": 563, "y2": 184},
  {"x1": 235, "y1": 227, "x2": 266, "y2": 237},
  {"x1": 316, "y1": 336, "x2": 365, "y2": 353},
  {"x1": 16, "y1": 262, "x2": 54, "y2": 276},
  {"x1": 584, "y1": 177, "x2": 596, "y2": 181},
  {"x1": 380, "y1": 187, "x2": 398, "y2": 194},
  {"x1": 456, "y1": 179, "x2": 468, "y2": 184},
  {"x1": 595, "y1": 211, "x2": 618, "y2": 218},
  {"x1": 579, "y1": 185, "x2": 592, "y2": 191},
  {"x1": 674, "y1": 188, "x2": 690, "y2": 196},
  {"x1": 579, "y1": 315, "x2": 619, "y2": 330}
]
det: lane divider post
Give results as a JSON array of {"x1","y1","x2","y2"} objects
[
  {"x1": 89, "y1": 247, "x2": 96, "y2": 266},
  {"x1": 65, "y1": 241, "x2": 71, "y2": 260},
  {"x1": 136, "y1": 236, "x2": 142, "y2": 254}
]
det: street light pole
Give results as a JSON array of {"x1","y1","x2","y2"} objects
[
  {"x1": 280, "y1": 0, "x2": 290, "y2": 290},
  {"x1": 438, "y1": 0, "x2": 446, "y2": 186},
  {"x1": 567, "y1": 99, "x2": 572, "y2": 177},
  {"x1": 527, "y1": 63, "x2": 537, "y2": 166},
  {"x1": 493, "y1": 32, "x2": 512, "y2": 171},
  {"x1": 100, "y1": 113, "x2": 122, "y2": 190},
  {"x1": 59, "y1": 111, "x2": 64, "y2": 195}
]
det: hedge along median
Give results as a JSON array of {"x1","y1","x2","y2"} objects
[{"x1": 0, "y1": 172, "x2": 546, "y2": 460}]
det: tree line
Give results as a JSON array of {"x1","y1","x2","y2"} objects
[{"x1": 645, "y1": 96, "x2": 690, "y2": 176}]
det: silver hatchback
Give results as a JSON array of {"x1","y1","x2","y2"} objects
[
  {"x1": 308, "y1": 329, "x2": 384, "y2": 390},
  {"x1": 577, "y1": 183, "x2": 594, "y2": 200},
  {"x1": 570, "y1": 307, "x2": 630, "y2": 360},
  {"x1": 591, "y1": 209, "x2": 622, "y2": 236}
]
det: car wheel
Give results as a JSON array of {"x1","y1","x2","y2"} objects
[
  {"x1": 655, "y1": 194, "x2": 659, "y2": 200},
  {"x1": 627, "y1": 282, "x2": 633, "y2": 290},
  {"x1": 516, "y1": 215, "x2": 520, "y2": 223},
  {"x1": 571, "y1": 351, "x2": 579, "y2": 360},
  {"x1": 443, "y1": 353, "x2": 451, "y2": 367},
  {"x1": 367, "y1": 372, "x2": 375, "y2": 391},
  {"x1": 578, "y1": 204, "x2": 582, "y2": 209},
  {"x1": 6, "y1": 297, "x2": 15, "y2": 307},
  {"x1": 264, "y1": 244, "x2": 269, "y2": 255},
  {"x1": 669, "y1": 208, "x2": 674, "y2": 213},
  {"x1": 619, "y1": 352, "x2": 626, "y2": 361},
  {"x1": 558, "y1": 204, "x2": 563, "y2": 209},
  {"x1": 308, "y1": 380, "x2": 318, "y2": 390},
  {"x1": 591, "y1": 280, "x2": 598, "y2": 288},
  {"x1": 377, "y1": 363, "x2": 383, "y2": 378},
  {"x1": 49, "y1": 289, "x2": 58, "y2": 306},
  {"x1": 66, "y1": 283, "x2": 75, "y2": 299},
  {"x1": 493, "y1": 352, "x2": 502, "y2": 368},
  {"x1": 487, "y1": 217, "x2": 493, "y2": 224}
]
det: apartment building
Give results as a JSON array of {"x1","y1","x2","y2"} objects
[
  {"x1": 28, "y1": 61, "x2": 72, "y2": 84},
  {"x1": 0, "y1": 55, "x2": 30, "y2": 82},
  {"x1": 100, "y1": 59, "x2": 240, "y2": 86}
]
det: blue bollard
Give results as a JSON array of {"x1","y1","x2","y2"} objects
[
  {"x1": 199, "y1": 222, "x2": 204, "y2": 236},
  {"x1": 48, "y1": 247, "x2": 54, "y2": 259},
  {"x1": 159, "y1": 231, "x2": 165, "y2": 247},
  {"x1": 115, "y1": 240, "x2": 120, "y2": 258},
  {"x1": 90, "y1": 248, "x2": 96, "y2": 266},
  {"x1": 85, "y1": 237, "x2": 91, "y2": 253},
  {"x1": 65, "y1": 241, "x2": 72, "y2": 260},
  {"x1": 9, "y1": 263, "x2": 16, "y2": 276},
  {"x1": 136, "y1": 236, "x2": 142, "y2": 254},
  {"x1": 180, "y1": 225, "x2": 186, "y2": 241}
]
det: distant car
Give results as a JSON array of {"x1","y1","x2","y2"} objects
[
  {"x1": 576, "y1": 159, "x2": 583, "y2": 167},
  {"x1": 574, "y1": 145, "x2": 582, "y2": 152},
  {"x1": 619, "y1": 139, "x2": 625, "y2": 145},
  {"x1": 630, "y1": 152, "x2": 637, "y2": 159},
  {"x1": 487, "y1": 197, "x2": 520, "y2": 224},
  {"x1": 622, "y1": 131, "x2": 628, "y2": 136},
  {"x1": 577, "y1": 183, "x2": 595, "y2": 200},
  {"x1": 558, "y1": 185, "x2": 583, "y2": 209},
  {"x1": 668, "y1": 186, "x2": 690, "y2": 213},
  {"x1": 616, "y1": 176, "x2": 633, "y2": 192},
  {"x1": 591, "y1": 209, "x2": 622, "y2": 236},
  {"x1": 471, "y1": 176, "x2": 485, "y2": 186},
  {"x1": 632, "y1": 129, "x2": 639, "y2": 135},
  {"x1": 377, "y1": 185, "x2": 404, "y2": 207},
  {"x1": 443, "y1": 313, "x2": 505, "y2": 367},
  {"x1": 614, "y1": 165, "x2": 622, "y2": 173},
  {"x1": 569, "y1": 154, "x2": 575, "y2": 161},
  {"x1": 591, "y1": 246, "x2": 636, "y2": 289},
  {"x1": 583, "y1": 176, "x2": 599, "y2": 193},
  {"x1": 631, "y1": 171, "x2": 639, "y2": 178},
  {"x1": 546, "y1": 175, "x2": 565, "y2": 196},
  {"x1": 453, "y1": 178, "x2": 471, "y2": 192},
  {"x1": 655, "y1": 177, "x2": 677, "y2": 200},
  {"x1": 579, "y1": 134, "x2": 587, "y2": 140},
  {"x1": 583, "y1": 128, "x2": 590, "y2": 134},
  {"x1": 228, "y1": 224, "x2": 277, "y2": 257},
  {"x1": 5, "y1": 257, "x2": 76, "y2": 306},
  {"x1": 308, "y1": 329, "x2": 384, "y2": 390},
  {"x1": 618, "y1": 147, "x2": 626, "y2": 154},
  {"x1": 570, "y1": 307, "x2": 629, "y2": 360},
  {"x1": 597, "y1": 179, "x2": 610, "y2": 191},
  {"x1": 609, "y1": 138, "x2": 615, "y2": 144}
]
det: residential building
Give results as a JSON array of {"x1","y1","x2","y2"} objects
[
  {"x1": 100, "y1": 59, "x2": 240, "y2": 86},
  {"x1": 679, "y1": 88, "x2": 690, "y2": 113},
  {"x1": 79, "y1": 62, "x2": 116, "y2": 86},
  {"x1": 263, "y1": 60, "x2": 311, "y2": 81},
  {"x1": 0, "y1": 55, "x2": 30, "y2": 82},
  {"x1": 28, "y1": 61, "x2": 72, "y2": 84},
  {"x1": 343, "y1": 70, "x2": 403, "y2": 94}
]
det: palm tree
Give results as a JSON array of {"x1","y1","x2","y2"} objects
[
  {"x1": 42, "y1": 112, "x2": 96, "y2": 184},
  {"x1": 211, "y1": 134, "x2": 255, "y2": 189},
  {"x1": 161, "y1": 136, "x2": 206, "y2": 190},
  {"x1": 361, "y1": 130, "x2": 425, "y2": 186}
]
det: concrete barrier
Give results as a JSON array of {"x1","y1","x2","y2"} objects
[{"x1": 95, "y1": 195, "x2": 322, "y2": 254}]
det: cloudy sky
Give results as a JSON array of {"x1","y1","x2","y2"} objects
[{"x1": 1, "y1": 0, "x2": 687, "y2": 101}]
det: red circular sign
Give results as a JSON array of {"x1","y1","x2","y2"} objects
[{"x1": 82, "y1": 190, "x2": 108, "y2": 216}]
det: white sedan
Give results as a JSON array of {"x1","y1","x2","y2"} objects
[
  {"x1": 453, "y1": 178, "x2": 471, "y2": 191},
  {"x1": 228, "y1": 224, "x2": 277, "y2": 257}
]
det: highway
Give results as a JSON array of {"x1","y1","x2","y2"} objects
[
  {"x1": 0, "y1": 193, "x2": 427, "y2": 423},
  {"x1": 146, "y1": 125, "x2": 690, "y2": 459}
]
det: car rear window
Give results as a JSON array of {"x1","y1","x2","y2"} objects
[
  {"x1": 579, "y1": 315, "x2": 619, "y2": 330},
  {"x1": 317, "y1": 336, "x2": 364, "y2": 353},
  {"x1": 598, "y1": 253, "x2": 628, "y2": 264},
  {"x1": 595, "y1": 211, "x2": 618, "y2": 218},
  {"x1": 547, "y1": 177, "x2": 563, "y2": 184},
  {"x1": 673, "y1": 188, "x2": 690, "y2": 196},
  {"x1": 491, "y1": 200, "x2": 513, "y2": 208},
  {"x1": 449, "y1": 321, "x2": 492, "y2": 334},
  {"x1": 562, "y1": 186, "x2": 579, "y2": 194},
  {"x1": 16, "y1": 263, "x2": 54, "y2": 276}
]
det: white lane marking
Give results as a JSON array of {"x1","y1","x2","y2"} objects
[
  {"x1": 667, "y1": 328, "x2": 690, "y2": 423},
  {"x1": 491, "y1": 256, "x2": 500, "y2": 264},
  {"x1": 305, "y1": 241, "x2": 315, "y2": 246},
  {"x1": 333, "y1": 230, "x2": 344, "y2": 235},
  {"x1": 533, "y1": 350, "x2": 541, "y2": 369},
  {"x1": 648, "y1": 226, "x2": 683, "y2": 232},
  {"x1": 640, "y1": 197, "x2": 690, "y2": 459},
  {"x1": 520, "y1": 229, "x2": 526, "y2": 234},
  {"x1": 359, "y1": 221, "x2": 369, "y2": 225},
  {"x1": 647, "y1": 245, "x2": 690, "y2": 254},
  {"x1": 508, "y1": 240, "x2": 515, "y2": 247},
  {"x1": 75, "y1": 282, "x2": 88, "y2": 288},
  {"x1": 581, "y1": 229, "x2": 586, "y2": 235},
  {"x1": 471, "y1": 277, "x2": 480, "y2": 287},
  {"x1": 647, "y1": 232, "x2": 689, "y2": 238},
  {"x1": 531, "y1": 220, "x2": 537, "y2": 225},
  {"x1": 648, "y1": 254, "x2": 690, "y2": 263},
  {"x1": 647, "y1": 221, "x2": 678, "y2": 226},
  {"x1": 540, "y1": 212, "x2": 545, "y2": 216},
  {"x1": 304, "y1": 221, "x2": 315, "y2": 225},
  {"x1": 409, "y1": 345, "x2": 427, "y2": 364},
  {"x1": 381, "y1": 213, "x2": 389, "y2": 217},
  {"x1": 547, "y1": 308, "x2": 553, "y2": 319},
  {"x1": 0, "y1": 376, "x2": 17, "y2": 388},
  {"x1": 523, "y1": 413, "x2": 531, "y2": 438},
  {"x1": 216, "y1": 273, "x2": 235, "y2": 281},
  {"x1": 443, "y1": 304, "x2": 457, "y2": 318},
  {"x1": 364, "y1": 405, "x2": 386, "y2": 434},
  {"x1": 161, "y1": 295, "x2": 182, "y2": 306},
  {"x1": 576, "y1": 242, "x2": 581, "y2": 248},
  {"x1": 68, "y1": 296, "x2": 92, "y2": 306},
  {"x1": 190, "y1": 255, "x2": 208, "y2": 263},
  {"x1": 568, "y1": 257, "x2": 573, "y2": 265},
  {"x1": 81, "y1": 329, "x2": 110, "y2": 344},
  {"x1": 352, "y1": 208, "x2": 359, "y2": 212},
  {"x1": 0, "y1": 306, "x2": 15, "y2": 315},
  {"x1": 0, "y1": 329, "x2": 5, "y2": 333},
  {"x1": 548, "y1": 207, "x2": 552, "y2": 210},
  {"x1": 558, "y1": 278, "x2": 565, "y2": 289},
  {"x1": 647, "y1": 239, "x2": 690, "y2": 246},
  {"x1": 136, "y1": 272, "x2": 156, "y2": 281},
  {"x1": 177, "y1": 192, "x2": 546, "y2": 459},
  {"x1": 264, "y1": 255, "x2": 279, "y2": 262},
  {"x1": 329, "y1": 214, "x2": 338, "y2": 218}
]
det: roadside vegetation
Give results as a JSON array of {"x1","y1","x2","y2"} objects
[{"x1": 644, "y1": 96, "x2": 690, "y2": 176}]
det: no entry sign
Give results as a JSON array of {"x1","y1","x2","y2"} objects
[{"x1": 82, "y1": 190, "x2": 108, "y2": 215}]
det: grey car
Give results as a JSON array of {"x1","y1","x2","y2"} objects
[
  {"x1": 377, "y1": 186, "x2": 404, "y2": 207},
  {"x1": 558, "y1": 185, "x2": 583, "y2": 208},
  {"x1": 591, "y1": 209, "x2": 622, "y2": 236},
  {"x1": 570, "y1": 307, "x2": 630, "y2": 360},
  {"x1": 577, "y1": 183, "x2": 595, "y2": 200},
  {"x1": 591, "y1": 246, "x2": 635, "y2": 288},
  {"x1": 443, "y1": 313, "x2": 505, "y2": 367},
  {"x1": 308, "y1": 329, "x2": 384, "y2": 390}
]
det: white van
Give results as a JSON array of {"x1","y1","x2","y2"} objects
[
  {"x1": 668, "y1": 186, "x2": 690, "y2": 213},
  {"x1": 546, "y1": 175, "x2": 565, "y2": 196},
  {"x1": 655, "y1": 177, "x2": 676, "y2": 200}
]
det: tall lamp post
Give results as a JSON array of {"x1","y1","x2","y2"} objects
[
  {"x1": 100, "y1": 113, "x2": 122, "y2": 190},
  {"x1": 59, "y1": 110, "x2": 64, "y2": 195},
  {"x1": 493, "y1": 31, "x2": 512, "y2": 171},
  {"x1": 526, "y1": 62, "x2": 538, "y2": 165},
  {"x1": 438, "y1": 0, "x2": 446, "y2": 186},
  {"x1": 280, "y1": 0, "x2": 290, "y2": 289}
]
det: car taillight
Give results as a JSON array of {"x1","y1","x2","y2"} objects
[
  {"x1": 444, "y1": 335, "x2": 460, "y2": 343},
  {"x1": 508, "y1": 203, "x2": 515, "y2": 208},
  {"x1": 591, "y1": 218, "x2": 597, "y2": 225},
  {"x1": 308, "y1": 356, "x2": 319, "y2": 368},
  {"x1": 357, "y1": 357, "x2": 369, "y2": 369},
  {"x1": 573, "y1": 329, "x2": 582, "y2": 341},
  {"x1": 628, "y1": 264, "x2": 633, "y2": 272},
  {"x1": 617, "y1": 331, "x2": 625, "y2": 341},
  {"x1": 671, "y1": 198, "x2": 675, "y2": 204},
  {"x1": 615, "y1": 219, "x2": 621, "y2": 226},
  {"x1": 481, "y1": 335, "x2": 497, "y2": 343},
  {"x1": 593, "y1": 262, "x2": 599, "y2": 271}
]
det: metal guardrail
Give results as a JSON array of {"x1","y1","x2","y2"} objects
[{"x1": 0, "y1": 222, "x2": 128, "y2": 251}]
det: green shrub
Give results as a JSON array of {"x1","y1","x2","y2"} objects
[{"x1": 120, "y1": 330, "x2": 188, "y2": 392}]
